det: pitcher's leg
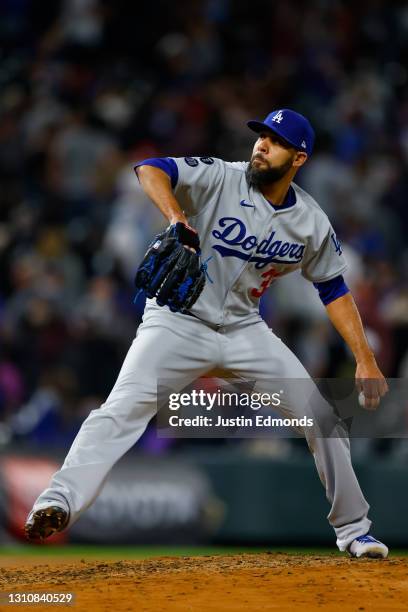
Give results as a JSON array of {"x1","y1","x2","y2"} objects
[
  {"x1": 33, "y1": 372, "x2": 160, "y2": 528},
  {"x1": 310, "y1": 434, "x2": 370, "y2": 550},
  {"x1": 223, "y1": 319, "x2": 371, "y2": 550},
  {"x1": 30, "y1": 309, "x2": 218, "y2": 528}
]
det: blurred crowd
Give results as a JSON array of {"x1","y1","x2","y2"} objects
[{"x1": 0, "y1": 0, "x2": 407, "y2": 449}]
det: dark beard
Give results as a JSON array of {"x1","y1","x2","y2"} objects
[{"x1": 246, "y1": 157, "x2": 293, "y2": 189}]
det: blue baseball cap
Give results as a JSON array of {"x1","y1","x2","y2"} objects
[{"x1": 247, "y1": 109, "x2": 315, "y2": 156}]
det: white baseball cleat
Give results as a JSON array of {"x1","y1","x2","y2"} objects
[{"x1": 348, "y1": 534, "x2": 389, "y2": 559}]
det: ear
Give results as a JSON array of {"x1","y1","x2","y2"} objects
[{"x1": 293, "y1": 151, "x2": 308, "y2": 168}]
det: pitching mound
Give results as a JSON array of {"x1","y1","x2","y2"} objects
[{"x1": 0, "y1": 553, "x2": 406, "y2": 611}]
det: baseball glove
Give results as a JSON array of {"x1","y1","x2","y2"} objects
[{"x1": 134, "y1": 222, "x2": 206, "y2": 313}]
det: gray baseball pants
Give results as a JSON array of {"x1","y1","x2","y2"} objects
[{"x1": 32, "y1": 305, "x2": 371, "y2": 550}]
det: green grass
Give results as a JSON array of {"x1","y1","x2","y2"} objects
[
  {"x1": 0, "y1": 545, "x2": 407, "y2": 560},
  {"x1": 0, "y1": 545, "x2": 340, "y2": 559}
]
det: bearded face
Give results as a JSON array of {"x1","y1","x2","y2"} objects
[{"x1": 245, "y1": 152, "x2": 295, "y2": 189}]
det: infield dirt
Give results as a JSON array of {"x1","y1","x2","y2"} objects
[{"x1": 0, "y1": 553, "x2": 406, "y2": 611}]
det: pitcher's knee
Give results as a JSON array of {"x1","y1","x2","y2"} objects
[{"x1": 101, "y1": 387, "x2": 158, "y2": 421}]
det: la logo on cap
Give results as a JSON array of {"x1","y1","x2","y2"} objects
[
  {"x1": 272, "y1": 110, "x2": 284, "y2": 123},
  {"x1": 301, "y1": 140, "x2": 306, "y2": 148}
]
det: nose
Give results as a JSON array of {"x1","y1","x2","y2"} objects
[{"x1": 257, "y1": 136, "x2": 268, "y2": 154}]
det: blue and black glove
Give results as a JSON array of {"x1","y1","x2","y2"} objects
[{"x1": 134, "y1": 223, "x2": 206, "y2": 313}]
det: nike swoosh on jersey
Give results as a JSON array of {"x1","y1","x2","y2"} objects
[{"x1": 240, "y1": 200, "x2": 255, "y2": 208}]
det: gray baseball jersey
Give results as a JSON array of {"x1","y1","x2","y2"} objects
[
  {"x1": 30, "y1": 154, "x2": 373, "y2": 553},
  {"x1": 147, "y1": 156, "x2": 347, "y2": 325}
]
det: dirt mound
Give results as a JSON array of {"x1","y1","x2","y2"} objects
[{"x1": 0, "y1": 553, "x2": 406, "y2": 611}]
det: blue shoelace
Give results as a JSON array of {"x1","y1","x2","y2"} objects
[{"x1": 201, "y1": 255, "x2": 214, "y2": 284}]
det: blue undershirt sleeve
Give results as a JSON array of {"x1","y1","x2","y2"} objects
[
  {"x1": 134, "y1": 157, "x2": 179, "y2": 189},
  {"x1": 313, "y1": 275, "x2": 350, "y2": 306}
]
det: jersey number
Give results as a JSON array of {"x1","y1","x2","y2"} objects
[{"x1": 251, "y1": 267, "x2": 282, "y2": 298}]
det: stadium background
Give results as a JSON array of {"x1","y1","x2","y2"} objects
[{"x1": 0, "y1": 0, "x2": 407, "y2": 550}]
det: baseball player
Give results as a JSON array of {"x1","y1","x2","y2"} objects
[{"x1": 25, "y1": 109, "x2": 389, "y2": 558}]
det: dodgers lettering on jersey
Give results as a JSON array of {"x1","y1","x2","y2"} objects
[
  {"x1": 146, "y1": 156, "x2": 347, "y2": 326},
  {"x1": 212, "y1": 218, "x2": 305, "y2": 268}
]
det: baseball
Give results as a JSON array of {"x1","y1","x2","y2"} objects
[{"x1": 358, "y1": 391, "x2": 366, "y2": 407}]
